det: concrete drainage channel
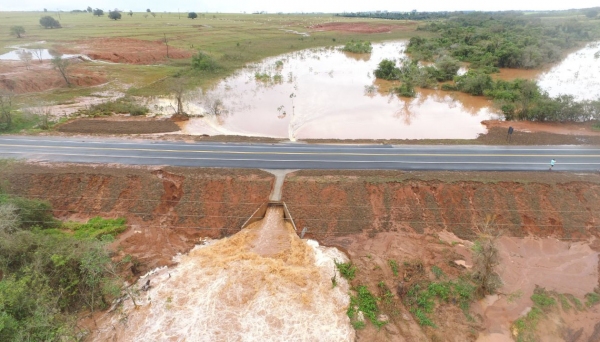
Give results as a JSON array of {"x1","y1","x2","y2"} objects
[{"x1": 241, "y1": 169, "x2": 302, "y2": 236}]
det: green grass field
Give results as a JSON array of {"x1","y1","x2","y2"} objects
[{"x1": 1, "y1": 11, "x2": 422, "y2": 103}]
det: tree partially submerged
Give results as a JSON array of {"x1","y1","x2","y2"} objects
[
  {"x1": 51, "y1": 56, "x2": 71, "y2": 86},
  {"x1": 10, "y1": 26, "x2": 25, "y2": 38}
]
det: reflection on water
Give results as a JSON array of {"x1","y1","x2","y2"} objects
[
  {"x1": 537, "y1": 42, "x2": 600, "y2": 101},
  {"x1": 496, "y1": 42, "x2": 600, "y2": 101},
  {"x1": 91, "y1": 207, "x2": 353, "y2": 341},
  {"x1": 0, "y1": 48, "x2": 77, "y2": 60},
  {"x1": 184, "y1": 42, "x2": 498, "y2": 140}
]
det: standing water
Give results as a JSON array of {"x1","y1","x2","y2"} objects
[
  {"x1": 181, "y1": 42, "x2": 498, "y2": 140},
  {"x1": 90, "y1": 207, "x2": 354, "y2": 341}
]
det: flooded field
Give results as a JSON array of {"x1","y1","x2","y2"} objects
[
  {"x1": 181, "y1": 42, "x2": 499, "y2": 140},
  {"x1": 178, "y1": 40, "x2": 600, "y2": 140}
]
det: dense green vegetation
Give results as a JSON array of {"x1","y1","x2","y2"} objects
[
  {"x1": 342, "y1": 40, "x2": 373, "y2": 54},
  {"x1": 347, "y1": 285, "x2": 387, "y2": 329},
  {"x1": 406, "y1": 13, "x2": 599, "y2": 70},
  {"x1": 336, "y1": 10, "x2": 452, "y2": 21},
  {"x1": 405, "y1": 278, "x2": 475, "y2": 327},
  {"x1": 335, "y1": 260, "x2": 358, "y2": 280},
  {"x1": 0, "y1": 194, "x2": 126, "y2": 341}
]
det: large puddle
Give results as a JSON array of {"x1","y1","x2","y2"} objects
[
  {"x1": 90, "y1": 207, "x2": 354, "y2": 341},
  {"x1": 179, "y1": 42, "x2": 499, "y2": 140}
]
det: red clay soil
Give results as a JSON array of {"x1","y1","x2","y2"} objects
[
  {"x1": 0, "y1": 60, "x2": 105, "y2": 94},
  {"x1": 310, "y1": 22, "x2": 413, "y2": 33},
  {"x1": 282, "y1": 170, "x2": 600, "y2": 242},
  {"x1": 0, "y1": 163, "x2": 274, "y2": 273},
  {"x1": 57, "y1": 38, "x2": 193, "y2": 64}
]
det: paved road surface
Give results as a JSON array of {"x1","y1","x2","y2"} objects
[{"x1": 0, "y1": 136, "x2": 599, "y2": 171}]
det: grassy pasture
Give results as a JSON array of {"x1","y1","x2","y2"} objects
[{"x1": 1, "y1": 11, "x2": 421, "y2": 103}]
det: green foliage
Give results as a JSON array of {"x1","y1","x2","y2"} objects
[
  {"x1": 39, "y1": 16, "x2": 61, "y2": 29},
  {"x1": 406, "y1": 13, "x2": 598, "y2": 70},
  {"x1": 431, "y1": 266, "x2": 444, "y2": 279},
  {"x1": 0, "y1": 196, "x2": 123, "y2": 341},
  {"x1": 388, "y1": 260, "x2": 399, "y2": 276},
  {"x1": 63, "y1": 216, "x2": 127, "y2": 240},
  {"x1": 566, "y1": 294, "x2": 584, "y2": 311},
  {"x1": 374, "y1": 59, "x2": 400, "y2": 80},
  {"x1": 10, "y1": 26, "x2": 25, "y2": 38},
  {"x1": 455, "y1": 70, "x2": 493, "y2": 96},
  {"x1": 93, "y1": 8, "x2": 104, "y2": 16},
  {"x1": 347, "y1": 285, "x2": 387, "y2": 329},
  {"x1": 191, "y1": 52, "x2": 220, "y2": 72},
  {"x1": 108, "y1": 11, "x2": 122, "y2": 20},
  {"x1": 405, "y1": 279, "x2": 475, "y2": 327},
  {"x1": 593, "y1": 122, "x2": 600, "y2": 131},
  {"x1": 394, "y1": 82, "x2": 416, "y2": 97},
  {"x1": 75, "y1": 97, "x2": 149, "y2": 117},
  {"x1": 335, "y1": 260, "x2": 357, "y2": 280},
  {"x1": 434, "y1": 56, "x2": 461, "y2": 81},
  {"x1": 0, "y1": 194, "x2": 56, "y2": 229},
  {"x1": 531, "y1": 292, "x2": 556, "y2": 309},
  {"x1": 585, "y1": 292, "x2": 600, "y2": 307},
  {"x1": 342, "y1": 40, "x2": 373, "y2": 54},
  {"x1": 512, "y1": 307, "x2": 543, "y2": 342},
  {"x1": 188, "y1": 12, "x2": 198, "y2": 19}
]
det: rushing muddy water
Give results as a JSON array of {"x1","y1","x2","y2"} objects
[
  {"x1": 180, "y1": 42, "x2": 499, "y2": 140},
  {"x1": 91, "y1": 207, "x2": 354, "y2": 341}
]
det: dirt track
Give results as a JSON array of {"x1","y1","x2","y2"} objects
[{"x1": 57, "y1": 118, "x2": 181, "y2": 134}]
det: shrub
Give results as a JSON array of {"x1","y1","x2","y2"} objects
[
  {"x1": 394, "y1": 82, "x2": 416, "y2": 97},
  {"x1": 108, "y1": 11, "x2": 121, "y2": 20},
  {"x1": 374, "y1": 59, "x2": 400, "y2": 80},
  {"x1": 192, "y1": 52, "x2": 220, "y2": 71},
  {"x1": 335, "y1": 260, "x2": 357, "y2": 280},
  {"x1": 343, "y1": 40, "x2": 373, "y2": 53},
  {"x1": 39, "y1": 16, "x2": 61, "y2": 29},
  {"x1": 188, "y1": 12, "x2": 198, "y2": 19}
]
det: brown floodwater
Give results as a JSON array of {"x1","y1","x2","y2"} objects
[
  {"x1": 178, "y1": 41, "x2": 600, "y2": 140},
  {"x1": 182, "y1": 42, "x2": 499, "y2": 140},
  {"x1": 90, "y1": 207, "x2": 354, "y2": 341}
]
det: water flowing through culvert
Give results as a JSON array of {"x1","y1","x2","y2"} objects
[{"x1": 91, "y1": 206, "x2": 354, "y2": 341}]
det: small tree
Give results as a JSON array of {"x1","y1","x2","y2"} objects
[
  {"x1": 43, "y1": 8, "x2": 48, "y2": 12},
  {"x1": 188, "y1": 12, "x2": 198, "y2": 19},
  {"x1": 39, "y1": 16, "x2": 61, "y2": 29},
  {"x1": 146, "y1": 8, "x2": 151, "y2": 12},
  {"x1": 128, "y1": 10, "x2": 133, "y2": 16},
  {"x1": 0, "y1": 91, "x2": 14, "y2": 131},
  {"x1": 10, "y1": 26, "x2": 25, "y2": 38},
  {"x1": 108, "y1": 11, "x2": 121, "y2": 20},
  {"x1": 163, "y1": 34, "x2": 170, "y2": 58},
  {"x1": 51, "y1": 56, "x2": 71, "y2": 86},
  {"x1": 93, "y1": 8, "x2": 104, "y2": 16},
  {"x1": 86, "y1": 6, "x2": 92, "y2": 13},
  {"x1": 17, "y1": 50, "x2": 32, "y2": 70},
  {"x1": 471, "y1": 216, "x2": 502, "y2": 298},
  {"x1": 31, "y1": 46, "x2": 45, "y2": 63}
]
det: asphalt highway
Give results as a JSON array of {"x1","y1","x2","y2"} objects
[{"x1": 0, "y1": 136, "x2": 599, "y2": 171}]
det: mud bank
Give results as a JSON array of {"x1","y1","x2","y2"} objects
[{"x1": 0, "y1": 163, "x2": 273, "y2": 272}]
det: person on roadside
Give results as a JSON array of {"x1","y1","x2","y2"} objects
[{"x1": 549, "y1": 159, "x2": 556, "y2": 171}]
